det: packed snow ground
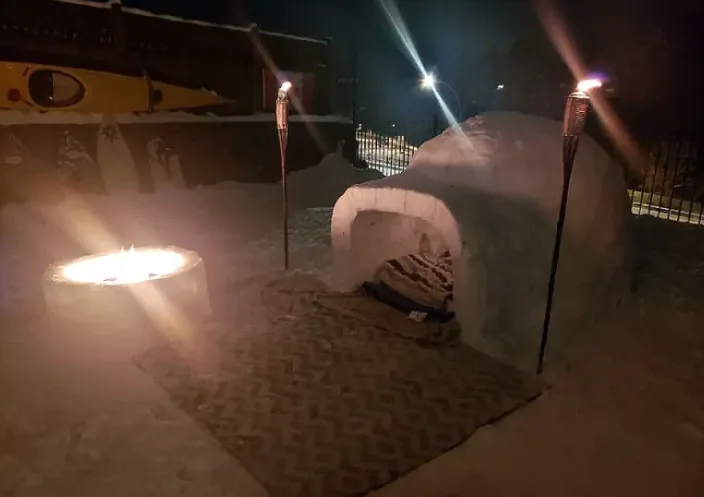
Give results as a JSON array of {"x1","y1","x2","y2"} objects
[
  {"x1": 1, "y1": 154, "x2": 704, "y2": 496},
  {"x1": 373, "y1": 217, "x2": 704, "y2": 497}
]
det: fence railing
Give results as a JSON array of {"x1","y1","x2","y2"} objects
[
  {"x1": 355, "y1": 120, "x2": 441, "y2": 176},
  {"x1": 355, "y1": 119, "x2": 704, "y2": 225},
  {"x1": 621, "y1": 138, "x2": 702, "y2": 224}
]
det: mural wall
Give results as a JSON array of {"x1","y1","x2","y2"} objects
[{"x1": 0, "y1": 119, "x2": 354, "y2": 203}]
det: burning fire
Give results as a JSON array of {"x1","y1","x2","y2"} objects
[
  {"x1": 576, "y1": 79, "x2": 603, "y2": 93},
  {"x1": 61, "y1": 246, "x2": 186, "y2": 285}
]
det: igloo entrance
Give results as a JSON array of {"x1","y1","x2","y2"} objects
[
  {"x1": 349, "y1": 210, "x2": 456, "y2": 321},
  {"x1": 332, "y1": 112, "x2": 633, "y2": 372}
]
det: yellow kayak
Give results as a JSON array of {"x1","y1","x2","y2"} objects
[{"x1": 0, "y1": 61, "x2": 232, "y2": 113}]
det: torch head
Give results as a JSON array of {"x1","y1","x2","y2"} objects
[
  {"x1": 563, "y1": 93, "x2": 590, "y2": 137},
  {"x1": 276, "y1": 81, "x2": 292, "y2": 131},
  {"x1": 278, "y1": 81, "x2": 292, "y2": 100},
  {"x1": 563, "y1": 79, "x2": 601, "y2": 137}
]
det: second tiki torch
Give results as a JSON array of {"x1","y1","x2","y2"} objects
[
  {"x1": 536, "y1": 78, "x2": 602, "y2": 374},
  {"x1": 276, "y1": 81, "x2": 292, "y2": 270}
]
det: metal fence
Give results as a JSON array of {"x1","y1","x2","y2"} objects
[
  {"x1": 626, "y1": 139, "x2": 703, "y2": 224},
  {"x1": 355, "y1": 119, "x2": 704, "y2": 226},
  {"x1": 355, "y1": 120, "x2": 441, "y2": 176}
]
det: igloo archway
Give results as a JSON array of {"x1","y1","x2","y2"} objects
[{"x1": 332, "y1": 112, "x2": 633, "y2": 371}]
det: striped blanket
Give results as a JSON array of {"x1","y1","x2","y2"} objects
[{"x1": 374, "y1": 252, "x2": 454, "y2": 312}]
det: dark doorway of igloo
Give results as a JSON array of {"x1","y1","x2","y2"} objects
[
  {"x1": 362, "y1": 230, "x2": 455, "y2": 323},
  {"x1": 363, "y1": 251, "x2": 454, "y2": 319}
]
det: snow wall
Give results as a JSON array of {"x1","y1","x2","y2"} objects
[
  {"x1": 0, "y1": 153, "x2": 380, "y2": 313},
  {"x1": 0, "y1": 112, "x2": 354, "y2": 203},
  {"x1": 332, "y1": 112, "x2": 634, "y2": 371}
]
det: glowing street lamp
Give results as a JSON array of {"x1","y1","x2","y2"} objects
[
  {"x1": 536, "y1": 78, "x2": 602, "y2": 374},
  {"x1": 419, "y1": 72, "x2": 462, "y2": 121},
  {"x1": 421, "y1": 73, "x2": 436, "y2": 90},
  {"x1": 276, "y1": 81, "x2": 292, "y2": 270}
]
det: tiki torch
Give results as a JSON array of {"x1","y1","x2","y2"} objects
[
  {"x1": 276, "y1": 81, "x2": 292, "y2": 270},
  {"x1": 537, "y1": 78, "x2": 602, "y2": 374}
]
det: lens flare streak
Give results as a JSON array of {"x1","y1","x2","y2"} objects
[
  {"x1": 61, "y1": 247, "x2": 186, "y2": 285},
  {"x1": 376, "y1": 0, "x2": 474, "y2": 151}
]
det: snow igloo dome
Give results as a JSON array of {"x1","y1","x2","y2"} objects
[{"x1": 332, "y1": 111, "x2": 633, "y2": 371}]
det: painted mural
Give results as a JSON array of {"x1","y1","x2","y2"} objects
[
  {"x1": 57, "y1": 129, "x2": 102, "y2": 193},
  {"x1": 2, "y1": 133, "x2": 28, "y2": 169},
  {"x1": 147, "y1": 136, "x2": 186, "y2": 191},
  {"x1": 1, "y1": 126, "x2": 64, "y2": 202},
  {"x1": 96, "y1": 119, "x2": 141, "y2": 195},
  {"x1": 0, "y1": 120, "x2": 354, "y2": 203}
]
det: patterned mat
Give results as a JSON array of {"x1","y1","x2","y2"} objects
[{"x1": 136, "y1": 274, "x2": 545, "y2": 497}]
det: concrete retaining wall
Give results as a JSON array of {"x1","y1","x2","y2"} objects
[{"x1": 0, "y1": 117, "x2": 354, "y2": 203}]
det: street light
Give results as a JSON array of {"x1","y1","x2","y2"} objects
[
  {"x1": 420, "y1": 72, "x2": 462, "y2": 121},
  {"x1": 421, "y1": 73, "x2": 436, "y2": 90},
  {"x1": 536, "y1": 78, "x2": 602, "y2": 374},
  {"x1": 276, "y1": 81, "x2": 292, "y2": 270}
]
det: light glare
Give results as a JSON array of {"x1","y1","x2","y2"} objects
[
  {"x1": 280, "y1": 81, "x2": 292, "y2": 93},
  {"x1": 421, "y1": 73, "x2": 436, "y2": 90},
  {"x1": 61, "y1": 247, "x2": 186, "y2": 285},
  {"x1": 377, "y1": 0, "x2": 472, "y2": 152},
  {"x1": 576, "y1": 79, "x2": 602, "y2": 93}
]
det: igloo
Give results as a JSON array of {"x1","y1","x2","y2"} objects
[{"x1": 332, "y1": 112, "x2": 633, "y2": 371}]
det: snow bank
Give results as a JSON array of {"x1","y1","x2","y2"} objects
[
  {"x1": 287, "y1": 154, "x2": 384, "y2": 206},
  {"x1": 332, "y1": 112, "x2": 634, "y2": 371},
  {"x1": 0, "y1": 154, "x2": 374, "y2": 312}
]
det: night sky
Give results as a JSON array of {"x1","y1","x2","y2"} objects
[
  {"x1": 118, "y1": 0, "x2": 536, "y2": 119},
  {"x1": 112, "y1": 0, "x2": 700, "y2": 124}
]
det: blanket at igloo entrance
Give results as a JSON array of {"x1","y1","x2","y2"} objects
[{"x1": 331, "y1": 112, "x2": 633, "y2": 371}]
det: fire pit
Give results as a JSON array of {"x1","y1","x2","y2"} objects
[{"x1": 42, "y1": 246, "x2": 211, "y2": 358}]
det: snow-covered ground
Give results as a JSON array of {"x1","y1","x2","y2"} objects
[
  {"x1": 1, "y1": 154, "x2": 704, "y2": 496},
  {"x1": 373, "y1": 216, "x2": 704, "y2": 497},
  {"x1": 0, "y1": 154, "x2": 374, "y2": 497}
]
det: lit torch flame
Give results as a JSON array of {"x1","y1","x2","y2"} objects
[
  {"x1": 277, "y1": 82, "x2": 292, "y2": 131},
  {"x1": 576, "y1": 79, "x2": 602, "y2": 94}
]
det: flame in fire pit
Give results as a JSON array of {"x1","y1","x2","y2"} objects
[{"x1": 61, "y1": 246, "x2": 186, "y2": 285}]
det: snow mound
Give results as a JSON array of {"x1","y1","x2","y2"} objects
[
  {"x1": 0, "y1": 153, "x2": 374, "y2": 311},
  {"x1": 410, "y1": 112, "x2": 610, "y2": 205},
  {"x1": 332, "y1": 112, "x2": 634, "y2": 371},
  {"x1": 287, "y1": 154, "x2": 383, "y2": 207}
]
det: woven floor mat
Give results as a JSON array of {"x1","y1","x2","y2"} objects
[{"x1": 136, "y1": 273, "x2": 546, "y2": 497}]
